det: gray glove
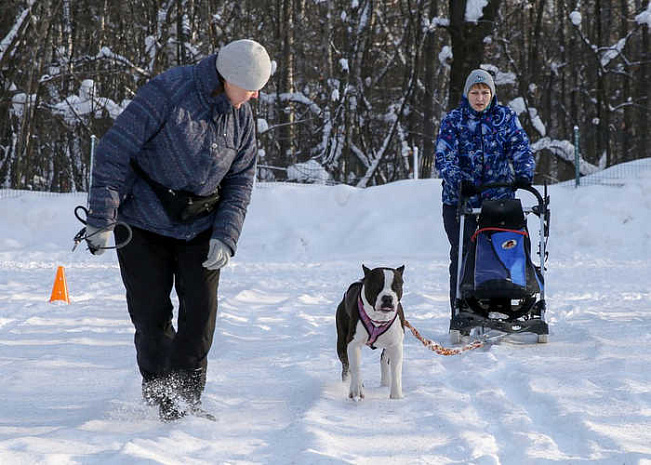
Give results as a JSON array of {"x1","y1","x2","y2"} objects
[
  {"x1": 202, "y1": 238, "x2": 231, "y2": 270},
  {"x1": 85, "y1": 225, "x2": 112, "y2": 255}
]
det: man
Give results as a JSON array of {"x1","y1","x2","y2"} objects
[
  {"x1": 434, "y1": 69, "x2": 535, "y2": 328},
  {"x1": 85, "y1": 39, "x2": 271, "y2": 421}
]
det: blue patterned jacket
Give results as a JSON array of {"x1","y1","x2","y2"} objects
[
  {"x1": 87, "y1": 55, "x2": 257, "y2": 254},
  {"x1": 434, "y1": 97, "x2": 535, "y2": 208}
]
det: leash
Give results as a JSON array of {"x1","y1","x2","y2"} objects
[
  {"x1": 403, "y1": 320, "x2": 495, "y2": 356},
  {"x1": 72, "y1": 205, "x2": 133, "y2": 253}
]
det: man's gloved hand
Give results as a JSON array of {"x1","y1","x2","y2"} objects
[
  {"x1": 513, "y1": 177, "x2": 532, "y2": 189},
  {"x1": 460, "y1": 180, "x2": 478, "y2": 197},
  {"x1": 202, "y1": 238, "x2": 231, "y2": 270},
  {"x1": 85, "y1": 225, "x2": 112, "y2": 255}
]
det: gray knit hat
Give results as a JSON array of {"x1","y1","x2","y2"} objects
[
  {"x1": 463, "y1": 69, "x2": 496, "y2": 98},
  {"x1": 216, "y1": 39, "x2": 271, "y2": 91}
]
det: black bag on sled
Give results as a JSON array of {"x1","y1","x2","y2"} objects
[{"x1": 460, "y1": 198, "x2": 543, "y2": 300}]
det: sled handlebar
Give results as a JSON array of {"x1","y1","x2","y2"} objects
[
  {"x1": 460, "y1": 182, "x2": 544, "y2": 205},
  {"x1": 458, "y1": 182, "x2": 550, "y2": 238}
]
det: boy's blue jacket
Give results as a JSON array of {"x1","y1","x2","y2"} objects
[
  {"x1": 87, "y1": 55, "x2": 257, "y2": 255},
  {"x1": 434, "y1": 97, "x2": 535, "y2": 208}
]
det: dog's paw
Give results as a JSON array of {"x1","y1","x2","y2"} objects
[
  {"x1": 389, "y1": 391, "x2": 404, "y2": 400},
  {"x1": 349, "y1": 392, "x2": 364, "y2": 402},
  {"x1": 349, "y1": 383, "x2": 364, "y2": 401}
]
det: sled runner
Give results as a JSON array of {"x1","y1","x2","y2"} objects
[{"x1": 449, "y1": 183, "x2": 550, "y2": 344}]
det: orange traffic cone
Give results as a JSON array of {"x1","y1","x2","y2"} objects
[{"x1": 49, "y1": 266, "x2": 70, "y2": 304}]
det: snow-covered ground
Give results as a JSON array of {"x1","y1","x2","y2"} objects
[{"x1": 0, "y1": 168, "x2": 650, "y2": 464}]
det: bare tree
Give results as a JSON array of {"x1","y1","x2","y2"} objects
[
  {"x1": 0, "y1": 0, "x2": 648, "y2": 191},
  {"x1": 446, "y1": 0, "x2": 501, "y2": 109}
]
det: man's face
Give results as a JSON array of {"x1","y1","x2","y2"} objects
[
  {"x1": 468, "y1": 83, "x2": 492, "y2": 112},
  {"x1": 224, "y1": 81, "x2": 259, "y2": 109}
]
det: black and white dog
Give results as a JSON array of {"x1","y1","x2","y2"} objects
[{"x1": 336, "y1": 265, "x2": 405, "y2": 400}]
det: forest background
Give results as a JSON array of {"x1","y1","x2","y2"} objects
[{"x1": 0, "y1": 0, "x2": 649, "y2": 191}]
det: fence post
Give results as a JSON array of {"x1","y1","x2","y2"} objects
[
  {"x1": 88, "y1": 134, "x2": 97, "y2": 205},
  {"x1": 413, "y1": 146, "x2": 419, "y2": 180},
  {"x1": 573, "y1": 126, "x2": 580, "y2": 187}
]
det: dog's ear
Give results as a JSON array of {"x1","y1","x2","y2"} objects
[
  {"x1": 362, "y1": 264, "x2": 371, "y2": 277},
  {"x1": 396, "y1": 265, "x2": 405, "y2": 276}
]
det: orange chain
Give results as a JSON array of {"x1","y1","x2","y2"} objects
[{"x1": 403, "y1": 320, "x2": 485, "y2": 356}]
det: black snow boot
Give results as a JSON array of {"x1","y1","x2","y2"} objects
[
  {"x1": 141, "y1": 371, "x2": 187, "y2": 422},
  {"x1": 158, "y1": 373, "x2": 187, "y2": 422},
  {"x1": 179, "y1": 368, "x2": 206, "y2": 407},
  {"x1": 179, "y1": 368, "x2": 216, "y2": 421},
  {"x1": 142, "y1": 380, "x2": 160, "y2": 407},
  {"x1": 158, "y1": 394, "x2": 186, "y2": 422},
  {"x1": 141, "y1": 372, "x2": 165, "y2": 406}
]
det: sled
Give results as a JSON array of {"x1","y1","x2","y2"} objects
[{"x1": 449, "y1": 183, "x2": 550, "y2": 344}]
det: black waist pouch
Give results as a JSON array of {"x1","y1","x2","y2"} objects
[{"x1": 131, "y1": 160, "x2": 220, "y2": 224}]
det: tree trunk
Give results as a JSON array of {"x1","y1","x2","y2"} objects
[
  {"x1": 447, "y1": 0, "x2": 501, "y2": 109},
  {"x1": 638, "y1": 0, "x2": 650, "y2": 159},
  {"x1": 278, "y1": 0, "x2": 295, "y2": 173},
  {"x1": 421, "y1": 0, "x2": 440, "y2": 178}
]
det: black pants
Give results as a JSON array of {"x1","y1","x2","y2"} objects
[
  {"x1": 442, "y1": 205, "x2": 477, "y2": 318},
  {"x1": 115, "y1": 226, "x2": 220, "y2": 395}
]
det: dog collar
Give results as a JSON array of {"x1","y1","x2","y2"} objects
[{"x1": 357, "y1": 296, "x2": 397, "y2": 349}]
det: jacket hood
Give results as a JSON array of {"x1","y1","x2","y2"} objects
[{"x1": 194, "y1": 55, "x2": 232, "y2": 114}]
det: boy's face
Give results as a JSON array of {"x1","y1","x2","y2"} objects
[{"x1": 468, "y1": 83, "x2": 492, "y2": 112}]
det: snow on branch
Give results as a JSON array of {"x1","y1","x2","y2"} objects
[
  {"x1": 531, "y1": 137, "x2": 599, "y2": 176},
  {"x1": 569, "y1": 10, "x2": 638, "y2": 71},
  {"x1": 97, "y1": 47, "x2": 151, "y2": 78},
  {"x1": 465, "y1": 0, "x2": 489, "y2": 23},
  {"x1": 51, "y1": 79, "x2": 125, "y2": 125},
  {"x1": 0, "y1": 1, "x2": 36, "y2": 66},
  {"x1": 636, "y1": 3, "x2": 651, "y2": 30},
  {"x1": 259, "y1": 92, "x2": 322, "y2": 118},
  {"x1": 509, "y1": 97, "x2": 546, "y2": 137},
  {"x1": 356, "y1": 95, "x2": 410, "y2": 188}
]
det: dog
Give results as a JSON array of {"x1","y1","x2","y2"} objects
[{"x1": 336, "y1": 265, "x2": 405, "y2": 400}]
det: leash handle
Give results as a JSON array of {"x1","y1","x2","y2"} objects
[{"x1": 72, "y1": 206, "x2": 133, "y2": 252}]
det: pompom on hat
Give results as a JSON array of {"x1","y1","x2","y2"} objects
[
  {"x1": 216, "y1": 39, "x2": 271, "y2": 91},
  {"x1": 463, "y1": 69, "x2": 496, "y2": 98}
]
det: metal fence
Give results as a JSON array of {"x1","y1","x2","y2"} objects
[
  {"x1": 2, "y1": 157, "x2": 649, "y2": 200},
  {"x1": 557, "y1": 157, "x2": 651, "y2": 188}
]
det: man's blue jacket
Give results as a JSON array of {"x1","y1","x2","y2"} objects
[
  {"x1": 434, "y1": 96, "x2": 535, "y2": 208},
  {"x1": 88, "y1": 55, "x2": 257, "y2": 255}
]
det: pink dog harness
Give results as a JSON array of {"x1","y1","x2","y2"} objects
[{"x1": 358, "y1": 296, "x2": 398, "y2": 349}]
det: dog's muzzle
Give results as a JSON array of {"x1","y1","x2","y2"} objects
[{"x1": 378, "y1": 295, "x2": 396, "y2": 312}]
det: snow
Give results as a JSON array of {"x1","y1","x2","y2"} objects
[
  {"x1": 1, "y1": 166, "x2": 650, "y2": 464},
  {"x1": 286, "y1": 160, "x2": 333, "y2": 184},
  {"x1": 52, "y1": 79, "x2": 124, "y2": 123},
  {"x1": 0, "y1": 1, "x2": 36, "y2": 62},
  {"x1": 636, "y1": 3, "x2": 651, "y2": 30},
  {"x1": 601, "y1": 39, "x2": 626, "y2": 68},
  {"x1": 480, "y1": 65, "x2": 516, "y2": 87},
  {"x1": 256, "y1": 118, "x2": 269, "y2": 135},
  {"x1": 438, "y1": 45, "x2": 452, "y2": 67},
  {"x1": 508, "y1": 98, "x2": 546, "y2": 137},
  {"x1": 530, "y1": 137, "x2": 600, "y2": 177},
  {"x1": 10, "y1": 92, "x2": 35, "y2": 118},
  {"x1": 570, "y1": 11, "x2": 582, "y2": 26},
  {"x1": 465, "y1": 0, "x2": 489, "y2": 23},
  {"x1": 425, "y1": 16, "x2": 450, "y2": 32}
]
